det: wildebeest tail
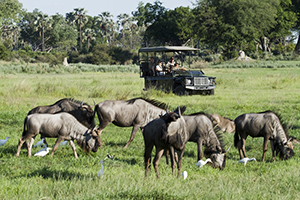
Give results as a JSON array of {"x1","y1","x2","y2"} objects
[
  {"x1": 22, "y1": 116, "x2": 29, "y2": 137},
  {"x1": 234, "y1": 129, "x2": 239, "y2": 148},
  {"x1": 93, "y1": 104, "x2": 99, "y2": 120}
]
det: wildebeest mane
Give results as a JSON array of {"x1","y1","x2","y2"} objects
[
  {"x1": 126, "y1": 97, "x2": 168, "y2": 110},
  {"x1": 55, "y1": 98, "x2": 89, "y2": 106},
  {"x1": 258, "y1": 110, "x2": 289, "y2": 136},
  {"x1": 187, "y1": 111, "x2": 207, "y2": 116}
]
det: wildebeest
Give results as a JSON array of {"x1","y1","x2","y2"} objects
[
  {"x1": 23, "y1": 98, "x2": 95, "y2": 147},
  {"x1": 28, "y1": 98, "x2": 95, "y2": 128},
  {"x1": 94, "y1": 97, "x2": 168, "y2": 148},
  {"x1": 143, "y1": 107, "x2": 187, "y2": 178},
  {"x1": 185, "y1": 112, "x2": 231, "y2": 169},
  {"x1": 234, "y1": 111, "x2": 294, "y2": 161},
  {"x1": 16, "y1": 113, "x2": 100, "y2": 158},
  {"x1": 144, "y1": 110, "x2": 231, "y2": 178},
  {"x1": 209, "y1": 113, "x2": 235, "y2": 133}
]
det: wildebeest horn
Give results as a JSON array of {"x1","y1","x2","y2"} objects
[
  {"x1": 288, "y1": 137, "x2": 292, "y2": 142},
  {"x1": 178, "y1": 106, "x2": 181, "y2": 117},
  {"x1": 80, "y1": 100, "x2": 84, "y2": 106},
  {"x1": 166, "y1": 103, "x2": 169, "y2": 112},
  {"x1": 93, "y1": 100, "x2": 96, "y2": 107},
  {"x1": 225, "y1": 144, "x2": 232, "y2": 152}
]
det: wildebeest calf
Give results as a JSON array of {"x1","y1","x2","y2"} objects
[{"x1": 209, "y1": 113, "x2": 235, "y2": 133}]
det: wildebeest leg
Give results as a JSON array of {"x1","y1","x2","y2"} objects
[
  {"x1": 144, "y1": 144, "x2": 154, "y2": 177},
  {"x1": 94, "y1": 127, "x2": 104, "y2": 148},
  {"x1": 240, "y1": 138, "x2": 247, "y2": 159},
  {"x1": 16, "y1": 134, "x2": 35, "y2": 157},
  {"x1": 69, "y1": 140, "x2": 78, "y2": 159},
  {"x1": 165, "y1": 150, "x2": 169, "y2": 165},
  {"x1": 51, "y1": 137, "x2": 63, "y2": 158},
  {"x1": 169, "y1": 147, "x2": 176, "y2": 177},
  {"x1": 197, "y1": 138, "x2": 203, "y2": 161},
  {"x1": 27, "y1": 138, "x2": 35, "y2": 158},
  {"x1": 153, "y1": 147, "x2": 164, "y2": 178},
  {"x1": 270, "y1": 140, "x2": 276, "y2": 162},
  {"x1": 124, "y1": 125, "x2": 140, "y2": 149},
  {"x1": 262, "y1": 137, "x2": 269, "y2": 162},
  {"x1": 41, "y1": 135, "x2": 48, "y2": 148},
  {"x1": 176, "y1": 149, "x2": 185, "y2": 178}
]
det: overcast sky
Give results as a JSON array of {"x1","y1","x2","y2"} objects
[{"x1": 19, "y1": 0, "x2": 195, "y2": 21}]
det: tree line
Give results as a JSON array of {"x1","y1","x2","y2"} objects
[{"x1": 0, "y1": 0, "x2": 300, "y2": 65}]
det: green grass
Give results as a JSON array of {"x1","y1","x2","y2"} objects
[{"x1": 0, "y1": 65, "x2": 300, "y2": 199}]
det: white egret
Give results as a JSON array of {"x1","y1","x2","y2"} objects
[
  {"x1": 182, "y1": 171, "x2": 188, "y2": 180},
  {"x1": 34, "y1": 145, "x2": 51, "y2": 157},
  {"x1": 98, "y1": 160, "x2": 104, "y2": 177},
  {"x1": 33, "y1": 138, "x2": 45, "y2": 148},
  {"x1": 238, "y1": 157, "x2": 257, "y2": 166},
  {"x1": 196, "y1": 158, "x2": 212, "y2": 168},
  {"x1": 0, "y1": 136, "x2": 9, "y2": 146}
]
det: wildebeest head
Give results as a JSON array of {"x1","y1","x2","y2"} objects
[
  {"x1": 161, "y1": 107, "x2": 187, "y2": 150},
  {"x1": 78, "y1": 129, "x2": 100, "y2": 153},
  {"x1": 206, "y1": 144, "x2": 231, "y2": 169},
  {"x1": 275, "y1": 140, "x2": 294, "y2": 160},
  {"x1": 78, "y1": 104, "x2": 95, "y2": 128}
]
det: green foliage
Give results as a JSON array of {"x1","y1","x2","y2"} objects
[{"x1": 0, "y1": 43, "x2": 8, "y2": 60}]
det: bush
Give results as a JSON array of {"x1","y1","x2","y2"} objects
[{"x1": 0, "y1": 43, "x2": 8, "y2": 60}]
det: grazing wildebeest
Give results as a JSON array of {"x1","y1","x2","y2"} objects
[
  {"x1": 16, "y1": 113, "x2": 99, "y2": 158},
  {"x1": 143, "y1": 107, "x2": 187, "y2": 178},
  {"x1": 234, "y1": 111, "x2": 294, "y2": 161},
  {"x1": 23, "y1": 98, "x2": 95, "y2": 147},
  {"x1": 94, "y1": 97, "x2": 168, "y2": 148},
  {"x1": 209, "y1": 113, "x2": 235, "y2": 133},
  {"x1": 185, "y1": 112, "x2": 231, "y2": 169}
]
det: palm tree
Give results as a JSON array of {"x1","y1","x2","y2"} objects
[
  {"x1": 117, "y1": 13, "x2": 130, "y2": 47},
  {"x1": 95, "y1": 12, "x2": 114, "y2": 45},
  {"x1": 82, "y1": 28, "x2": 96, "y2": 51},
  {"x1": 66, "y1": 8, "x2": 88, "y2": 50},
  {"x1": 33, "y1": 13, "x2": 52, "y2": 51}
]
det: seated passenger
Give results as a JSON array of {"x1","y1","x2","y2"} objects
[
  {"x1": 149, "y1": 57, "x2": 156, "y2": 75},
  {"x1": 155, "y1": 60, "x2": 164, "y2": 76},
  {"x1": 172, "y1": 63, "x2": 186, "y2": 71},
  {"x1": 166, "y1": 56, "x2": 176, "y2": 72}
]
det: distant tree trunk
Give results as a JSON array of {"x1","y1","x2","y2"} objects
[
  {"x1": 42, "y1": 27, "x2": 45, "y2": 52},
  {"x1": 295, "y1": 31, "x2": 300, "y2": 52}
]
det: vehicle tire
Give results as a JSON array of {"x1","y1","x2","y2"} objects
[
  {"x1": 210, "y1": 89, "x2": 215, "y2": 95},
  {"x1": 173, "y1": 85, "x2": 186, "y2": 96}
]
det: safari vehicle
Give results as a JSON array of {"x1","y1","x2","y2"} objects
[{"x1": 138, "y1": 46, "x2": 216, "y2": 95}]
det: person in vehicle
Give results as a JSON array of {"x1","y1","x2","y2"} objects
[
  {"x1": 155, "y1": 60, "x2": 164, "y2": 76},
  {"x1": 173, "y1": 63, "x2": 186, "y2": 71},
  {"x1": 149, "y1": 57, "x2": 156, "y2": 76},
  {"x1": 166, "y1": 56, "x2": 176, "y2": 71}
]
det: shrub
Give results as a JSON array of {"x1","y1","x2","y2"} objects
[{"x1": 0, "y1": 43, "x2": 8, "y2": 60}]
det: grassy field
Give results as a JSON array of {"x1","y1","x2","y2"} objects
[{"x1": 0, "y1": 65, "x2": 300, "y2": 199}]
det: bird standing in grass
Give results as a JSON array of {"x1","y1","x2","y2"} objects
[
  {"x1": 33, "y1": 138, "x2": 45, "y2": 148},
  {"x1": 238, "y1": 157, "x2": 257, "y2": 166},
  {"x1": 196, "y1": 158, "x2": 212, "y2": 168},
  {"x1": 98, "y1": 160, "x2": 104, "y2": 177},
  {"x1": 34, "y1": 144, "x2": 51, "y2": 157},
  {"x1": 105, "y1": 153, "x2": 115, "y2": 160},
  {"x1": 0, "y1": 136, "x2": 9, "y2": 146},
  {"x1": 182, "y1": 171, "x2": 188, "y2": 180},
  {"x1": 59, "y1": 140, "x2": 68, "y2": 147}
]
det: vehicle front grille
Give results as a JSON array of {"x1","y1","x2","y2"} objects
[{"x1": 194, "y1": 77, "x2": 209, "y2": 85}]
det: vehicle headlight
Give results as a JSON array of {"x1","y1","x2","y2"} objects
[{"x1": 186, "y1": 78, "x2": 193, "y2": 85}]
